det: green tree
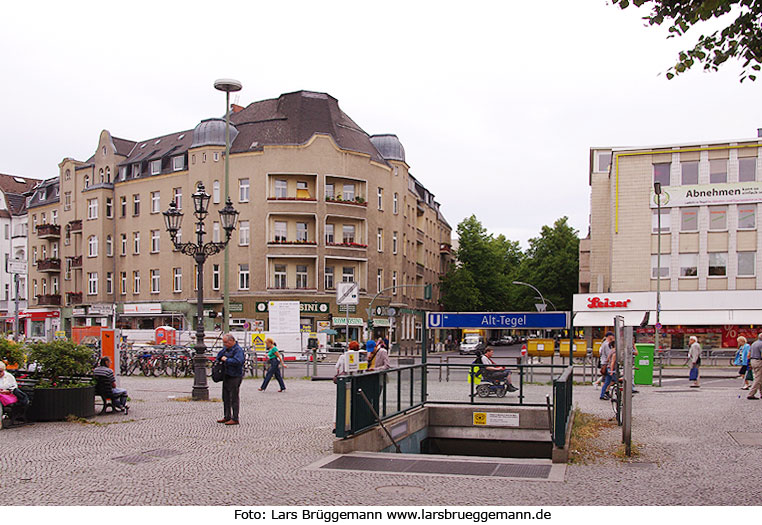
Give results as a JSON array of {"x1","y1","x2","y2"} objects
[
  {"x1": 439, "y1": 265, "x2": 481, "y2": 311},
  {"x1": 612, "y1": 0, "x2": 762, "y2": 81},
  {"x1": 516, "y1": 217, "x2": 579, "y2": 312}
]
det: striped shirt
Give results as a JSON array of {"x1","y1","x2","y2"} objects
[{"x1": 92, "y1": 366, "x2": 115, "y2": 388}]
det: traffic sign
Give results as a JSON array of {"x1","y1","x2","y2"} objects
[
  {"x1": 336, "y1": 282, "x2": 359, "y2": 305},
  {"x1": 426, "y1": 312, "x2": 568, "y2": 330}
]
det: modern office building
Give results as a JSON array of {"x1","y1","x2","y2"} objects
[
  {"x1": 26, "y1": 90, "x2": 452, "y2": 352},
  {"x1": 576, "y1": 132, "x2": 762, "y2": 348}
]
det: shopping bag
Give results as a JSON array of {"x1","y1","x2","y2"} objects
[{"x1": 689, "y1": 367, "x2": 698, "y2": 381}]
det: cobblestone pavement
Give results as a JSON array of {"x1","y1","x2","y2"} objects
[{"x1": 1, "y1": 372, "x2": 759, "y2": 506}]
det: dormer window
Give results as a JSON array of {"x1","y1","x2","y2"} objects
[
  {"x1": 172, "y1": 155, "x2": 185, "y2": 171},
  {"x1": 119, "y1": 166, "x2": 127, "y2": 181},
  {"x1": 150, "y1": 160, "x2": 161, "y2": 175},
  {"x1": 132, "y1": 164, "x2": 141, "y2": 178}
]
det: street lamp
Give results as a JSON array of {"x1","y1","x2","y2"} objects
[
  {"x1": 512, "y1": 281, "x2": 549, "y2": 311},
  {"x1": 163, "y1": 183, "x2": 239, "y2": 400},
  {"x1": 214, "y1": 78, "x2": 242, "y2": 334},
  {"x1": 653, "y1": 181, "x2": 662, "y2": 354}
]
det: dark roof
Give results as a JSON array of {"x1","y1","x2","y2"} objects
[
  {"x1": 229, "y1": 91, "x2": 387, "y2": 164},
  {"x1": 27, "y1": 178, "x2": 59, "y2": 210},
  {"x1": 112, "y1": 136, "x2": 137, "y2": 157},
  {"x1": 119, "y1": 130, "x2": 193, "y2": 165},
  {"x1": 6, "y1": 193, "x2": 29, "y2": 215},
  {"x1": 0, "y1": 173, "x2": 41, "y2": 195}
]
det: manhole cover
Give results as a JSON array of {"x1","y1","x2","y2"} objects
[
  {"x1": 376, "y1": 485, "x2": 425, "y2": 495},
  {"x1": 729, "y1": 432, "x2": 762, "y2": 446}
]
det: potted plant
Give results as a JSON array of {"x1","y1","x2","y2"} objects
[
  {"x1": 0, "y1": 338, "x2": 25, "y2": 370},
  {"x1": 25, "y1": 340, "x2": 96, "y2": 421}
]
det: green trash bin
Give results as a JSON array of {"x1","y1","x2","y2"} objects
[{"x1": 634, "y1": 344, "x2": 654, "y2": 385}]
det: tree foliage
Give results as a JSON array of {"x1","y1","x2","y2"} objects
[
  {"x1": 27, "y1": 340, "x2": 94, "y2": 386},
  {"x1": 612, "y1": 0, "x2": 762, "y2": 82},
  {"x1": 0, "y1": 338, "x2": 25, "y2": 367}
]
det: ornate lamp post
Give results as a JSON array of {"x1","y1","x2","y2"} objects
[{"x1": 163, "y1": 183, "x2": 239, "y2": 400}]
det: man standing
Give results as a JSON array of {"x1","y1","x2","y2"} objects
[
  {"x1": 688, "y1": 335, "x2": 702, "y2": 388},
  {"x1": 216, "y1": 334, "x2": 245, "y2": 425},
  {"x1": 599, "y1": 332, "x2": 616, "y2": 400},
  {"x1": 746, "y1": 333, "x2": 762, "y2": 400}
]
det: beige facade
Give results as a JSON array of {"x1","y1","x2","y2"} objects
[{"x1": 27, "y1": 91, "x2": 452, "y2": 352}]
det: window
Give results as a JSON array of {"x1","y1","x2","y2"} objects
[
  {"x1": 173, "y1": 187, "x2": 182, "y2": 210},
  {"x1": 105, "y1": 167, "x2": 111, "y2": 183},
  {"x1": 679, "y1": 253, "x2": 698, "y2": 277},
  {"x1": 239, "y1": 221, "x2": 250, "y2": 246},
  {"x1": 133, "y1": 194, "x2": 140, "y2": 216},
  {"x1": 120, "y1": 272, "x2": 127, "y2": 295},
  {"x1": 681, "y1": 161, "x2": 698, "y2": 185},
  {"x1": 392, "y1": 271, "x2": 398, "y2": 295},
  {"x1": 52, "y1": 243, "x2": 58, "y2": 259},
  {"x1": 342, "y1": 225, "x2": 355, "y2": 244},
  {"x1": 738, "y1": 252, "x2": 756, "y2": 277},
  {"x1": 680, "y1": 207, "x2": 698, "y2": 232},
  {"x1": 84, "y1": 175, "x2": 90, "y2": 188},
  {"x1": 377, "y1": 187, "x2": 383, "y2": 210},
  {"x1": 119, "y1": 166, "x2": 127, "y2": 181},
  {"x1": 65, "y1": 169, "x2": 71, "y2": 181},
  {"x1": 296, "y1": 222, "x2": 307, "y2": 242},
  {"x1": 33, "y1": 280, "x2": 37, "y2": 298},
  {"x1": 212, "y1": 222, "x2": 220, "y2": 243},
  {"x1": 653, "y1": 163, "x2": 670, "y2": 187},
  {"x1": 151, "y1": 230, "x2": 160, "y2": 252},
  {"x1": 150, "y1": 160, "x2": 161, "y2": 175},
  {"x1": 597, "y1": 152, "x2": 612, "y2": 172},
  {"x1": 64, "y1": 192, "x2": 71, "y2": 211},
  {"x1": 274, "y1": 221, "x2": 287, "y2": 242},
  {"x1": 120, "y1": 234, "x2": 127, "y2": 256},
  {"x1": 651, "y1": 255, "x2": 669, "y2": 278},
  {"x1": 151, "y1": 269, "x2": 160, "y2": 293},
  {"x1": 87, "y1": 198, "x2": 98, "y2": 219},
  {"x1": 275, "y1": 180, "x2": 287, "y2": 198},
  {"x1": 105, "y1": 198, "x2": 113, "y2": 218},
  {"x1": 106, "y1": 235, "x2": 113, "y2": 256},
  {"x1": 342, "y1": 266, "x2": 355, "y2": 283},
  {"x1": 214, "y1": 152, "x2": 219, "y2": 162},
  {"x1": 32, "y1": 247, "x2": 37, "y2": 265},
  {"x1": 120, "y1": 196, "x2": 127, "y2": 217},
  {"x1": 393, "y1": 193, "x2": 398, "y2": 214},
  {"x1": 403, "y1": 234, "x2": 407, "y2": 256},
  {"x1": 88, "y1": 235, "x2": 98, "y2": 257},
  {"x1": 377, "y1": 228, "x2": 383, "y2": 252},
  {"x1": 708, "y1": 252, "x2": 727, "y2": 276},
  {"x1": 173, "y1": 268, "x2": 182, "y2": 292},
  {"x1": 710, "y1": 159, "x2": 727, "y2": 183},
  {"x1": 41, "y1": 278, "x2": 47, "y2": 296},
  {"x1": 343, "y1": 184, "x2": 355, "y2": 201},
  {"x1": 151, "y1": 191, "x2": 161, "y2": 213},
  {"x1": 325, "y1": 224, "x2": 334, "y2": 244},
  {"x1": 324, "y1": 266, "x2": 334, "y2": 290},
  {"x1": 133, "y1": 271, "x2": 140, "y2": 294},
  {"x1": 213, "y1": 180, "x2": 220, "y2": 203},
  {"x1": 212, "y1": 264, "x2": 220, "y2": 290},
  {"x1": 377, "y1": 269, "x2": 383, "y2": 292},
  {"x1": 240, "y1": 264, "x2": 251, "y2": 290},
  {"x1": 739, "y1": 205, "x2": 756, "y2": 229},
  {"x1": 133, "y1": 232, "x2": 140, "y2": 254},
  {"x1": 325, "y1": 183, "x2": 334, "y2": 199},
  {"x1": 52, "y1": 276, "x2": 59, "y2": 295},
  {"x1": 739, "y1": 158, "x2": 757, "y2": 182},
  {"x1": 106, "y1": 273, "x2": 113, "y2": 295},
  {"x1": 88, "y1": 272, "x2": 98, "y2": 295},
  {"x1": 393, "y1": 232, "x2": 398, "y2": 254},
  {"x1": 273, "y1": 264, "x2": 286, "y2": 289},
  {"x1": 296, "y1": 265, "x2": 308, "y2": 289},
  {"x1": 708, "y1": 206, "x2": 728, "y2": 231},
  {"x1": 239, "y1": 178, "x2": 250, "y2": 202},
  {"x1": 173, "y1": 155, "x2": 185, "y2": 171}
]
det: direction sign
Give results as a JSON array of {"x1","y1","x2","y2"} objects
[
  {"x1": 336, "y1": 282, "x2": 359, "y2": 305},
  {"x1": 426, "y1": 312, "x2": 568, "y2": 330}
]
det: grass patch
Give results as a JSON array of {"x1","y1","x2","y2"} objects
[
  {"x1": 568, "y1": 407, "x2": 618, "y2": 464},
  {"x1": 170, "y1": 396, "x2": 221, "y2": 402},
  {"x1": 614, "y1": 442, "x2": 642, "y2": 461}
]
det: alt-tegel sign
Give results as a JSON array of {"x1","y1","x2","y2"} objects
[{"x1": 426, "y1": 312, "x2": 568, "y2": 329}]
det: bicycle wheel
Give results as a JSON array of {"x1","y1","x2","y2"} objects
[{"x1": 610, "y1": 387, "x2": 621, "y2": 424}]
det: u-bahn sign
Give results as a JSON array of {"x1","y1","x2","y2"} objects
[{"x1": 426, "y1": 312, "x2": 568, "y2": 330}]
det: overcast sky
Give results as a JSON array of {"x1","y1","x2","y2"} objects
[{"x1": 2, "y1": 1, "x2": 760, "y2": 247}]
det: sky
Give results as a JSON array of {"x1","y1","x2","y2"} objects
[{"x1": 1, "y1": 1, "x2": 761, "y2": 247}]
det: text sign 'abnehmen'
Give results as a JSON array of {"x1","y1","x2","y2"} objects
[{"x1": 426, "y1": 312, "x2": 568, "y2": 329}]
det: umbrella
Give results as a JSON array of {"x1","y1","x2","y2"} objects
[{"x1": 320, "y1": 328, "x2": 338, "y2": 335}]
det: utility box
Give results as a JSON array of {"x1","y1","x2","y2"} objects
[
  {"x1": 634, "y1": 343, "x2": 654, "y2": 385},
  {"x1": 559, "y1": 339, "x2": 587, "y2": 358},
  {"x1": 527, "y1": 338, "x2": 555, "y2": 357},
  {"x1": 155, "y1": 326, "x2": 176, "y2": 345}
]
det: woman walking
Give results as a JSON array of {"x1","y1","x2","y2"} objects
[
  {"x1": 735, "y1": 336, "x2": 752, "y2": 390},
  {"x1": 259, "y1": 338, "x2": 287, "y2": 392}
]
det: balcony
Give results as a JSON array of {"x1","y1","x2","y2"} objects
[
  {"x1": 68, "y1": 255, "x2": 82, "y2": 269},
  {"x1": 36, "y1": 294, "x2": 61, "y2": 306},
  {"x1": 68, "y1": 219, "x2": 82, "y2": 234},
  {"x1": 439, "y1": 243, "x2": 452, "y2": 254},
  {"x1": 267, "y1": 240, "x2": 318, "y2": 246},
  {"x1": 326, "y1": 241, "x2": 367, "y2": 249},
  {"x1": 66, "y1": 291, "x2": 83, "y2": 305},
  {"x1": 36, "y1": 224, "x2": 61, "y2": 239},
  {"x1": 325, "y1": 196, "x2": 367, "y2": 207},
  {"x1": 37, "y1": 258, "x2": 61, "y2": 273}
]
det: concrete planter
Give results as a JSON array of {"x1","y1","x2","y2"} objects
[{"x1": 27, "y1": 385, "x2": 95, "y2": 421}]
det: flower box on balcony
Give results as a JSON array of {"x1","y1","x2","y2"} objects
[
  {"x1": 37, "y1": 258, "x2": 61, "y2": 272},
  {"x1": 36, "y1": 294, "x2": 62, "y2": 306},
  {"x1": 266, "y1": 197, "x2": 317, "y2": 202},
  {"x1": 36, "y1": 224, "x2": 61, "y2": 238},
  {"x1": 325, "y1": 197, "x2": 367, "y2": 207},
  {"x1": 66, "y1": 292, "x2": 83, "y2": 305},
  {"x1": 68, "y1": 256, "x2": 82, "y2": 268},
  {"x1": 326, "y1": 242, "x2": 367, "y2": 249},
  {"x1": 268, "y1": 240, "x2": 318, "y2": 246},
  {"x1": 68, "y1": 220, "x2": 82, "y2": 233}
]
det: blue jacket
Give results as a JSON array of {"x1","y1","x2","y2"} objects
[
  {"x1": 217, "y1": 342, "x2": 245, "y2": 377},
  {"x1": 735, "y1": 343, "x2": 751, "y2": 366}
]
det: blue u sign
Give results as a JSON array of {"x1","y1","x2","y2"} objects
[{"x1": 426, "y1": 312, "x2": 568, "y2": 329}]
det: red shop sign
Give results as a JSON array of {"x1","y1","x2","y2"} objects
[{"x1": 587, "y1": 297, "x2": 632, "y2": 309}]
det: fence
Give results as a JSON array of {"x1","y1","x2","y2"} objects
[{"x1": 551, "y1": 366, "x2": 574, "y2": 448}]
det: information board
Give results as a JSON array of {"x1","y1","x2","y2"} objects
[{"x1": 268, "y1": 301, "x2": 300, "y2": 333}]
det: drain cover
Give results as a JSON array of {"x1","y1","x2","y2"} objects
[{"x1": 376, "y1": 485, "x2": 425, "y2": 495}]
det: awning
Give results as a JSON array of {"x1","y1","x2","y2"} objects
[
  {"x1": 659, "y1": 310, "x2": 762, "y2": 325},
  {"x1": 573, "y1": 311, "x2": 655, "y2": 327}
]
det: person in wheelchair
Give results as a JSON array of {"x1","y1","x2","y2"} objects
[{"x1": 479, "y1": 348, "x2": 518, "y2": 392}]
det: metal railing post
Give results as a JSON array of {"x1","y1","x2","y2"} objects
[{"x1": 335, "y1": 376, "x2": 347, "y2": 438}]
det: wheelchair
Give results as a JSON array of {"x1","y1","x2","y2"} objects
[{"x1": 471, "y1": 366, "x2": 510, "y2": 398}]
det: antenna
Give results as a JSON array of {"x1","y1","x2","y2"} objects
[{"x1": 233, "y1": 94, "x2": 241, "y2": 106}]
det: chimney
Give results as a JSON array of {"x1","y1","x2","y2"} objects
[{"x1": 231, "y1": 104, "x2": 245, "y2": 114}]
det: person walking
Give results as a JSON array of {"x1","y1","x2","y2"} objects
[
  {"x1": 259, "y1": 338, "x2": 287, "y2": 392},
  {"x1": 599, "y1": 332, "x2": 616, "y2": 399},
  {"x1": 746, "y1": 333, "x2": 762, "y2": 400},
  {"x1": 735, "y1": 336, "x2": 752, "y2": 390},
  {"x1": 688, "y1": 335, "x2": 701, "y2": 388},
  {"x1": 216, "y1": 334, "x2": 245, "y2": 425}
]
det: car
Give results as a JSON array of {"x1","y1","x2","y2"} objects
[
  {"x1": 499, "y1": 335, "x2": 514, "y2": 345},
  {"x1": 459, "y1": 335, "x2": 486, "y2": 355}
]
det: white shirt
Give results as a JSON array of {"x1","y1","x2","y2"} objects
[
  {"x1": 0, "y1": 371, "x2": 18, "y2": 391},
  {"x1": 335, "y1": 353, "x2": 349, "y2": 376}
]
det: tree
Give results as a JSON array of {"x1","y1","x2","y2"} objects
[
  {"x1": 515, "y1": 217, "x2": 579, "y2": 312},
  {"x1": 612, "y1": 0, "x2": 762, "y2": 82},
  {"x1": 439, "y1": 265, "x2": 481, "y2": 311}
]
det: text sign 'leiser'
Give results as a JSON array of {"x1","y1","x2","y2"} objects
[{"x1": 426, "y1": 312, "x2": 568, "y2": 330}]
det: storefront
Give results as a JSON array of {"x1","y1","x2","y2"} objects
[
  {"x1": 573, "y1": 290, "x2": 762, "y2": 349},
  {"x1": 21, "y1": 309, "x2": 61, "y2": 341}
]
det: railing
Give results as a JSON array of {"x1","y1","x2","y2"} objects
[
  {"x1": 68, "y1": 255, "x2": 82, "y2": 268},
  {"x1": 66, "y1": 292, "x2": 83, "y2": 305},
  {"x1": 552, "y1": 366, "x2": 574, "y2": 448},
  {"x1": 36, "y1": 224, "x2": 61, "y2": 238},
  {"x1": 36, "y1": 294, "x2": 61, "y2": 306},
  {"x1": 37, "y1": 258, "x2": 61, "y2": 272},
  {"x1": 68, "y1": 219, "x2": 82, "y2": 233}
]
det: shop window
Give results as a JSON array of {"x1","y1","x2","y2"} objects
[{"x1": 680, "y1": 207, "x2": 698, "y2": 232}]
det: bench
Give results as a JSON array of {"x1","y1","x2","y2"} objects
[
  {"x1": 1, "y1": 376, "x2": 36, "y2": 429},
  {"x1": 94, "y1": 374, "x2": 129, "y2": 415}
]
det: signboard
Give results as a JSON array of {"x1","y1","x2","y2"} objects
[
  {"x1": 72, "y1": 308, "x2": 86, "y2": 316},
  {"x1": 229, "y1": 302, "x2": 243, "y2": 313},
  {"x1": 336, "y1": 282, "x2": 359, "y2": 305},
  {"x1": 426, "y1": 312, "x2": 568, "y2": 330},
  {"x1": 123, "y1": 303, "x2": 162, "y2": 314},
  {"x1": 374, "y1": 306, "x2": 397, "y2": 317},
  {"x1": 7, "y1": 259, "x2": 27, "y2": 274},
  {"x1": 88, "y1": 304, "x2": 114, "y2": 316},
  {"x1": 317, "y1": 320, "x2": 331, "y2": 332},
  {"x1": 268, "y1": 301, "x2": 300, "y2": 333},
  {"x1": 251, "y1": 333, "x2": 266, "y2": 352},
  {"x1": 54, "y1": 330, "x2": 66, "y2": 340},
  {"x1": 472, "y1": 412, "x2": 520, "y2": 427},
  {"x1": 332, "y1": 317, "x2": 364, "y2": 326},
  {"x1": 346, "y1": 351, "x2": 359, "y2": 372},
  {"x1": 650, "y1": 181, "x2": 762, "y2": 208},
  {"x1": 253, "y1": 319, "x2": 265, "y2": 332},
  {"x1": 372, "y1": 318, "x2": 390, "y2": 327},
  {"x1": 338, "y1": 305, "x2": 356, "y2": 313},
  {"x1": 256, "y1": 301, "x2": 329, "y2": 314}
]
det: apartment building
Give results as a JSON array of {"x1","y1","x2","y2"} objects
[
  {"x1": 27, "y1": 90, "x2": 452, "y2": 352},
  {"x1": 576, "y1": 133, "x2": 762, "y2": 349}
]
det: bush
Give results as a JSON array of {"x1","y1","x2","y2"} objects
[
  {"x1": 0, "y1": 338, "x2": 25, "y2": 367},
  {"x1": 27, "y1": 340, "x2": 93, "y2": 387}
]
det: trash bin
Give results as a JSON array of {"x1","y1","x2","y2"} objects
[{"x1": 634, "y1": 343, "x2": 654, "y2": 385}]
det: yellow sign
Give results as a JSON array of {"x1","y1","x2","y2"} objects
[
  {"x1": 473, "y1": 412, "x2": 487, "y2": 426},
  {"x1": 348, "y1": 353, "x2": 355, "y2": 365},
  {"x1": 252, "y1": 333, "x2": 266, "y2": 352},
  {"x1": 359, "y1": 361, "x2": 368, "y2": 371}
]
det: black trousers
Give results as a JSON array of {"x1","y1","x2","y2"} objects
[{"x1": 222, "y1": 375, "x2": 243, "y2": 421}]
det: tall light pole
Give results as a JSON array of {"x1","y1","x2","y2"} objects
[
  {"x1": 512, "y1": 281, "x2": 548, "y2": 311},
  {"x1": 164, "y1": 183, "x2": 239, "y2": 400},
  {"x1": 654, "y1": 182, "x2": 662, "y2": 355},
  {"x1": 214, "y1": 78, "x2": 242, "y2": 333}
]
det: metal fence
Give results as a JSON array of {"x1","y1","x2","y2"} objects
[{"x1": 552, "y1": 366, "x2": 574, "y2": 447}]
